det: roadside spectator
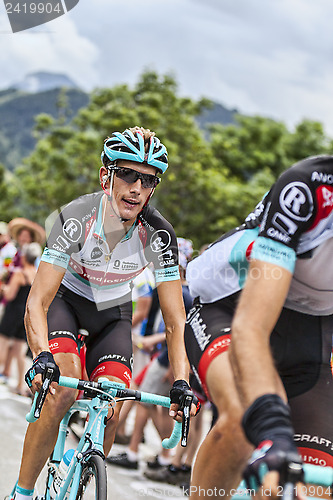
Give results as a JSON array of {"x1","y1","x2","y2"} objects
[
  {"x1": 8, "y1": 218, "x2": 45, "y2": 270},
  {"x1": 1, "y1": 219, "x2": 45, "y2": 379},
  {"x1": 108, "y1": 238, "x2": 194, "y2": 470},
  {"x1": 0, "y1": 243, "x2": 42, "y2": 395}
]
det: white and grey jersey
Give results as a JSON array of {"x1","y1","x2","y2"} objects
[
  {"x1": 42, "y1": 192, "x2": 180, "y2": 305},
  {"x1": 187, "y1": 155, "x2": 333, "y2": 315}
]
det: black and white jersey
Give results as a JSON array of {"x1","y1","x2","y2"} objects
[
  {"x1": 42, "y1": 192, "x2": 179, "y2": 304},
  {"x1": 187, "y1": 155, "x2": 333, "y2": 315}
]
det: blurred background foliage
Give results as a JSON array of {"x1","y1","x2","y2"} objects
[{"x1": 1, "y1": 70, "x2": 333, "y2": 249}]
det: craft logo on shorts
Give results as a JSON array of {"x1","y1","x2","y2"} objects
[{"x1": 4, "y1": 0, "x2": 80, "y2": 33}]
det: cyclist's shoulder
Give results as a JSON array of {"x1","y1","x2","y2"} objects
[
  {"x1": 273, "y1": 154, "x2": 333, "y2": 190},
  {"x1": 139, "y1": 205, "x2": 175, "y2": 233},
  {"x1": 61, "y1": 191, "x2": 102, "y2": 213}
]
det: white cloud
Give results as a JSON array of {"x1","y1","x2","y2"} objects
[
  {"x1": 0, "y1": 6, "x2": 98, "y2": 90},
  {"x1": 1, "y1": 0, "x2": 333, "y2": 133}
]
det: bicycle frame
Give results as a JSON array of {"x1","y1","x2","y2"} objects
[{"x1": 24, "y1": 376, "x2": 182, "y2": 500}]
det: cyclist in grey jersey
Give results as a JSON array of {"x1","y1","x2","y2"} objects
[
  {"x1": 185, "y1": 155, "x2": 333, "y2": 499},
  {"x1": 43, "y1": 191, "x2": 180, "y2": 306},
  {"x1": 11, "y1": 127, "x2": 197, "y2": 500}
]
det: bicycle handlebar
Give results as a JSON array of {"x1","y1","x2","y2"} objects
[{"x1": 26, "y1": 375, "x2": 185, "y2": 448}]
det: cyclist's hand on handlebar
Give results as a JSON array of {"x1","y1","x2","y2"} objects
[
  {"x1": 25, "y1": 351, "x2": 60, "y2": 394},
  {"x1": 243, "y1": 437, "x2": 304, "y2": 498},
  {"x1": 169, "y1": 379, "x2": 201, "y2": 419}
]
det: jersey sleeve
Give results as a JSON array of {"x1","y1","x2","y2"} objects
[
  {"x1": 140, "y1": 207, "x2": 180, "y2": 283},
  {"x1": 41, "y1": 195, "x2": 89, "y2": 269},
  {"x1": 251, "y1": 164, "x2": 316, "y2": 272}
]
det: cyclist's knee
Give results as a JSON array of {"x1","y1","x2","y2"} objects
[
  {"x1": 44, "y1": 386, "x2": 78, "y2": 417},
  {"x1": 212, "y1": 412, "x2": 251, "y2": 459}
]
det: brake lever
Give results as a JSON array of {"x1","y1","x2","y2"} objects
[
  {"x1": 281, "y1": 461, "x2": 304, "y2": 500},
  {"x1": 181, "y1": 394, "x2": 192, "y2": 447},
  {"x1": 33, "y1": 364, "x2": 55, "y2": 419}
]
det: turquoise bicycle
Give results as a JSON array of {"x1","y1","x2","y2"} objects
[{"x1": 9, "y1": 369, "x2": 187, "y2": 500}]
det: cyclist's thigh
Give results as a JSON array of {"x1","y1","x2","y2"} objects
[
  {"x1": 288, "y1": 315, "x2": 333, "y2": 468},
  {"x1": 271, "y1": 308, "x2": 322, "y2": 397},
  {"x1": 85, "y1": 312, "x2": 133, "y2": 387},
  {"x1": 47, "y1": 292, "x2": 80, "y2": 357},
  {"x1": 184, "y1": 296, "x2": 236, "y2": 401}
]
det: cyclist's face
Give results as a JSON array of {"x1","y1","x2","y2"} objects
[{"x1": 100, "y1": 160, "x2": 158, "y2": 223}]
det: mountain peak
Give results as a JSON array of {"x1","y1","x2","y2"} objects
[{"x1": 12, "y1": 71, "x2": 79, "y2": 93}]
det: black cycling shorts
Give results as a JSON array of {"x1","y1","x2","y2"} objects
[
  {"x1": 47, "y1": 285, "x2": 133, "y2": 387},
  {"x1": 184, "y1": 294, "x2": 333, "y2": 467}
]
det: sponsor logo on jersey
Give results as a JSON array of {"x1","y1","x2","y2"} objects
[
  {"x1": 311, "y1": 171, "x2": 333, "y2": 184},
  {"x1": 322, "y1": 186, "x2": 333, "y2": 209},
  {"x1": 122, "y1": 261, "x2": 138, "y2": 271},
  {"x1": 158, "y1": 249, "x2": 175, "y2": 266},
  {"x1": 56, "y1": 235, "x2": 71, "y2": 250},
  {"x1": 309, "y1": 185, "x2": 333, "y2": 229},
  {"x1": 159, "y1": 259, "x2": 175, "y2": 267},
  {"x1": 82, "y1": 207, "x2": 97, "y2": 222},
  {"x1": 52, "y1": 243, "x2": 66, "y2": 253},
  {"x1": 80, "y1": 259, "x2": 101, "y2": 267},
  {"x1": 189, "y1": 311, "x2": 211, "y2": 351},
  {"x1": 150, "y1": 230, "x2": 171, "y2": 253},
  {"x1": 84, "y1": 213, "x2": 96, "y2": 239},
  {"x1": 279, "y1": 182, "x2": 313, "y2": 221},
  {"x1": 271, "y1": 212, "x2": 298, "y2": 235},
  {"x1": 63, "y1": 218, "x2": 82, "y2": 242},
  {"x1": 91, "y1": 247, "x2": 103, "y2": 259},
  {"x1": 158, "y1": 250, "x2": 173, "y2": 260},
  {"x1": 266, "y1": 227, "x2": 291, "y2": 243}
]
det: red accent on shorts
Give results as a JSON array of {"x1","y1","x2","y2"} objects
[
  {"x1": 49, "y1": 337, "x2": 79, "y2": 356},
  {"x1": 309, "y1": 186, "x2": 333, "y2": 229},
  {"x1": 197, "y1": 334, "x2": 231, "y2": 399},
  {"x1": 90, "y1": 361, "x2": 132, "y2": 387},
  {"x1": 298, "y1": 447, "x2": 333, "y2": 468}
]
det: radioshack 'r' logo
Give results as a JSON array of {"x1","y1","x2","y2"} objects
[
  {"x1": 4, "y1": 0, "x2": 80, "y2": 34},
  {"x1": 63, "y1": 218, "x2": 82, "y2": 242}
]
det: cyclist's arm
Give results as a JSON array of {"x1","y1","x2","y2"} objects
[
  {"x1": 156, "y1": 279, "x2": 189, "y2": 383},
  {"x1": 229, "y1": 259, "x2": 292, "y2": 406},
  {"x1": 24, "y1": 261, "x2": 65, "y2": 360}
]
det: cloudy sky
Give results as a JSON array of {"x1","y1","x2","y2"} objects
[{"x1": 1, "y1": 0, "x2": 333, "y2": 133}]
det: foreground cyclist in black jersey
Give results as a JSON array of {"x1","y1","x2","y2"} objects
[
  {"x1": 11, "y1": 127, "x2": 198, "y2": 500},
  {"x1": 185, "y1": 155, "x2": 333, "y2": 498}
]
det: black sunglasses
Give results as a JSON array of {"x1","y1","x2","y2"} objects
[{"x1": 111, "y1": 166, "x2": 160, "y2": 189}]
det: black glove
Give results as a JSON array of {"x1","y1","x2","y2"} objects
[
  {"x1": 170, "y1": 379, "x2": 201, "y2": 415},
  {"x1": 244, "y1": 438, "x2": 303, "y2": 489},
  {"x1": 25, "y1": 351, "x2": 60, "y2": 388},
  {"x1": 242, "y1": 394, "x2": 303, "y2": 489}
]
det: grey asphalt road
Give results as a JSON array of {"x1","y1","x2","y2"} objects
[{"x1": 0, "y1": 380, "x2": 208, "y2": 500}]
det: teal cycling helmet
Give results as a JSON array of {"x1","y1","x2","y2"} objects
[{"x1": 101, "y1": 127, "x2": 168, "y2": 174}]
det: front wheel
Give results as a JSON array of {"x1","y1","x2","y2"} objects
[{"x1": 75, "y1": 454, "x2": 107, "y2": 500}]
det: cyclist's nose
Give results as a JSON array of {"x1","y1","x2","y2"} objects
[{"x1": 129, "y1": 178, "x2": 142, "y2": 191}]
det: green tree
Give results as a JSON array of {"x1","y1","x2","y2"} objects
[
  {"x1": 16, "y1": 71, "x2": 225, "y2": 247},
  {"x1": 14, "y1": 72, "x2": 333, "y2": 249}
]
